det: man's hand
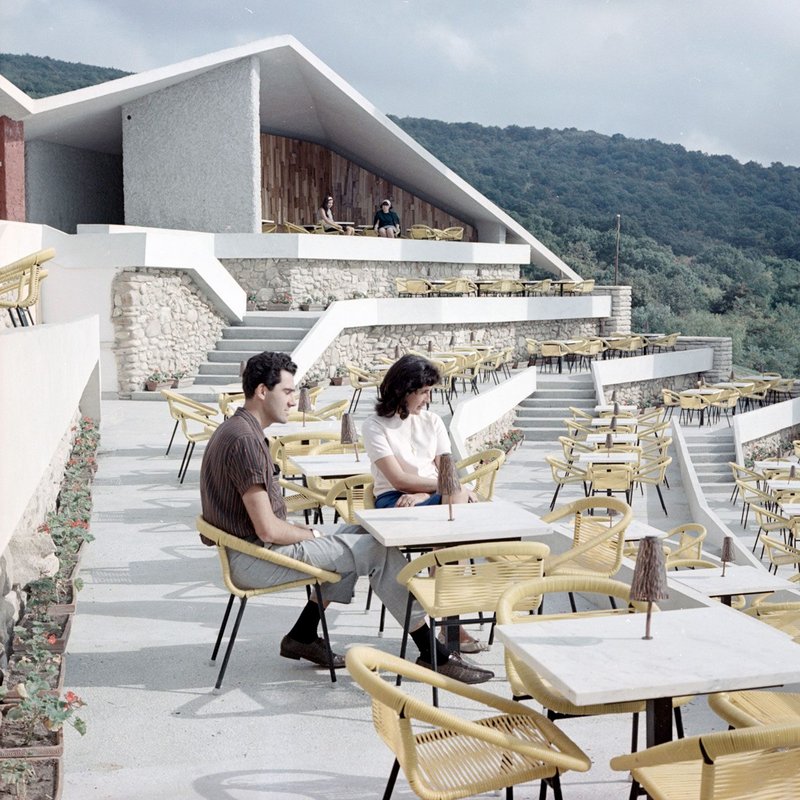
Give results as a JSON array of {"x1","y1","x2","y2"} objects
[{"x1": 395, "y1": 492, "x2": 430, "y2": 508}]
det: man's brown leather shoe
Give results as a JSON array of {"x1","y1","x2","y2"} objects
[
  {"x1": 415, "y1": 654, "x2": 494, "y2": 684},
  {"x1": 280, "y1": 635, "x2": 346, "y2": 668}
]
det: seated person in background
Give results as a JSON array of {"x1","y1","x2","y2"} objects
[
  {"x1": 200, "y1": 350, "x2": 492, "y2": 683},
  {"x1": 372, "y1": 199, "x2": 400, "y2": 238},
  {"x1": 318, "y1": 195, "x2": 354, "y2": 235},
  {"x1": 362, "y1": 354, "x2": 487, "y2": 653}
]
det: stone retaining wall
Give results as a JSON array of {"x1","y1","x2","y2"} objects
[
  {"x1": 112, "y1": 269, "x2": 226, "y2": 396},
  {"x1": 305, "y1": 319, "x2": 600, "y2": 384},
  {"x1": 1, "y1": 409, "x2": 78, "y2": 668},
  {"x1": 221, "y1": 258, "x2": 520, "y2": 307},
  {"x1": 465, "y1": 409, "x2": 518, "y2": 455},
  {"x1": 743, "y1": 425, "x2": 800, "y2": 465}
]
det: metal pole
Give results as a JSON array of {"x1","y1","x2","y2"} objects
[{"x1": 614, "y1": 214, "x2": 621, "y2": 286}]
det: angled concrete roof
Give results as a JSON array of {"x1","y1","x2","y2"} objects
[{"x1": 0, "y1": 36, "x2": 577, "y2": 277}]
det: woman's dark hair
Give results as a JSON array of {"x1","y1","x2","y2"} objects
[
  {"x1": 242, "y1": 351, "x2": 297, "y2": 398},
  {"x1": 375, "y1": 354, "x2": 440, "y2": 419},
  {"x1": 322, "y1": 195, "x2": 334, "y2": 206}
]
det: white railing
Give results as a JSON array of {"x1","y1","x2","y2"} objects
[
  {"x1": 449, "y1": 368, "x2": 538, "y2": 461},
  {"x1": 0, "y1": 316, "x2": 101, "y2": 554}
]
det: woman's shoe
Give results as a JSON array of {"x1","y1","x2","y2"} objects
[{"x1": 437, "y1": 630, "x2": 490, "y2": 654}]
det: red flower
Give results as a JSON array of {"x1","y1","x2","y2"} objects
[{"x1": 47, "y1": 633, "x2": 57, "y2": 645}]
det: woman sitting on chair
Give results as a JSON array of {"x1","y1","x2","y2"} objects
[
  {"x1": 318, "y1": 195, "x2": 354, "y2": 235},
  {"x1": 363, "y1": 354, "x2": 486, "y2": 652}
]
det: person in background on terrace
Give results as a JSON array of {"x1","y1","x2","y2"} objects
[
  {"x1": 318, "y1": 195, "x2": 354, "y2": 235},
  {"x1": 372, "y1": 199, "x2": 400, "y2": 238}
]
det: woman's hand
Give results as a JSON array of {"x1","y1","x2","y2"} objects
[{"x1": 395, "y1": 492, "x2": 431, "y2": 508}]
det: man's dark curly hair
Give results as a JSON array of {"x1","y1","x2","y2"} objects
[
  {"x1": 242, "y1": 351, "x2": 297, "y2": 398},
  {"x1": 375, "y1": 354, "x2": 440, "y2": 419}
]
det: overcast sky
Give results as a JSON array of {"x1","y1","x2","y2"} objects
[{"x1": 3, "y1": 0, "x2": 799, "y2": 167}]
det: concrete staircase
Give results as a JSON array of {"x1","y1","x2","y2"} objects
[
  {"x1": 683, "y1": 426, "x2": 736, "y2": 494},
  {"x1": 134, "y1": 311, "x2": 321, "y2": 402},
  {"x1": 515, "y1": 373, "x2": 596, "y2": 443}
]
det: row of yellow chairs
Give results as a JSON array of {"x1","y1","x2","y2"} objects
[{"x1": 0, "y1": 247, "x2": 53, "y2": 326}]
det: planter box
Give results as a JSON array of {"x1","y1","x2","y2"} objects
[
  {"x1": 299, "y1": 304, "x2": 325, "y2": 311},
  {"x1": 144, "y1": 380, "x2": 171, "y2": 392},
  {"x1": 3, "y1": 654, "x2": 66, "y2": 704},
  {"x1": 171, "y1": 377, "x2": 193, "y2": 388},
  {"x1": 16, "y1": 615, "x2": 73, "y2": 654},
  {"x1": 329, "y1": 377, "x2": 350, "y2": 386},
  {"x1": 257, "y1": 303, "x2": 292, "y2": 311},
  {"x1": 0, "y1": 706, "x2": 64, "y2": 759},
  {"x1": 0, "y1": 756, "x2": 62, "y2": 800}
]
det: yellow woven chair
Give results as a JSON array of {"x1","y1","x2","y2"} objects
[
  {"x1": 345, "y1": 645, "x2": 590, "y2": 800},
  {"x1": 438, "y1": 278, "x2": 477, "y2": 297},
  {"x1": 218, "y1": 391, "x2": 245, "y2": 418},
  {"x1": 540, "y1": 341, "x2": 567, "y2": 373},
  {"x1": 758, "y1": 533, "x2": 800, "y2": 574},
  {"x1": 709, "y1": 690, "x2": 800, "y2": 728},
  {"x1": 545, "y1": 455, "x2": 589, "y2": 511},
  {"x1": 661, "y1": 388, "x2": 682, "y2": 420},
  {"x1": 0, "y1": 247, "x2": 54, "y2": 326},
  {"x1": 587, "y1": 462, "x2": 634, "y2": 504},
  {"x1": 663, "y1": 523, "x2": 707, "y2": 564},
  {"x1": 525, "y1": 278, "x2": 552, "y2": 296},
  {"x1": 261, "y1": 221, "x2": 277, "y2": 233},
  {"x1": 323, "y1": 473, "x2": 374, "y2": 524},
  {"x1": 312, "y1": 398, "x2": 348, "y2": 420},
  {"x1": 160, "y1": 388, "x2": 219, "y2": 456},
  {"x1": 438, "y1": 226, "x2": 464, "y2": 241},
  {"x1": 482, "y1": 279, "x2": 524, "y2": 296},
  {"x1": 396, "y1": 541, "x2": 550, "y2": 702},
  {"x1": 406, "y1": 224, "x2": 437, "y2": 240},
  {"x1": 196, "y1": 516, "x2": 341, "y2": 689},
  {"x1": 269, "y1": 431, "x2": 342, "y2": 481},
  {"x1": 176, "y1": 409, "x2": 220, "y2": 484},
  {"x1": 794, "y1": 439, "x2": 800, "y2": 459},
  {"x1": 647, "y1": 332, "x2": 680, "y2": 353},
  {"x1": 541, "y1": 496, "x2": 633, "y2": 585},
  {"x1": 631, "y1": 456, "x2": 672, "y2": 516},
  {"x1": 282, "y1": 221, "x2": 311, "y2": 233},
  {"x1": 346, "y1": 363, "x2": 381, "y2": 413},
  {"x1": 562, "y1": 279, "x2": 594, "y2": 295},
  {"x1": 610, "y1": 723, "x2": 800, "y2": 800},
  {"x1": 496, "y1": 575, "x2": 689, "y2": 753},
  {"x1": 278, "y1": 477, "x2": 327, "y2": 525},
  {"x1": 287, "y1": 411, "x2": 323, "y2": 423},
  {"x1": 395, "y1": 277, "x2": 434, "y2": 297},
  {"x1": 455, "y1": 448, "x2": 505, "y2": 501}
]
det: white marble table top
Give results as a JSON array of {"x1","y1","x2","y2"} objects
[
  {"x1": 588, "y1": 418, "x2": 639, "y2": 428},
  {"x1": 586, "y1": 432, "x2": 640, "y2": 445},
  {"x1": 780, "y1": 503, "x2": 800, "y2": 518},
  {"x1": 356, "y1": 498, "x2": 551, "y2": 547},
  {"x1": 767, "y1": 479, "x2": 800, "y2": 491},
  {"x1": 680, "y1": 388, "x2": 723, "y2": 396},
  {"x1": 711, "y1": 382, "x2": 754, "y2": 389},
  {"x1": 668, "y1": 564, "x2": 796, "y2": 598},
  {"x1": 594, "y1": 404, "x2": 639, "y2": 414},
  {"x1": 291, "y1": 452, "x2": 371, "y2": 478},
  {"x1": 496, "y1": 605, "x2": 800, "y2": 707},
  {"x1": 624, "y1": 519, "x2": 670, "y2": 542},
  {"x1": 755, "y1": 458, "x2": 799, "y2": 471},
  {"x1": 577, "y1": 451, "x2": 639, "y2": 464},
  {"x1": 266, "y1": 420, "x2": 343, "y2": 438}
]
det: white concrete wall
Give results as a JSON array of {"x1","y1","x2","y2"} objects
[
  {"x1": 449, "y1": 368, "x2": 538, "y2": 461},
  {"x1": 0, "y1": 316, "x2": 101, "y2": 555},
  {"x1": 123, "y1": 57, "x2": 261, "y2": 233},
  {"x1": 216, "y1": 234, "x2": 531, "y2": 266},
  {"x1": 25, "y1": 140, "x2": 124, "y2": 233},
  {"x1": 591, "y1": 348, "x2": 715, "y2": 403},
  {"x1": 292, "y1": 295, "x2": 611, "y2": 381},
  {"x1": 732, "y1": 398, "x2": 800, "y2": 464}
]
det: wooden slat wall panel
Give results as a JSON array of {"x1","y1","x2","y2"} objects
[{"x1": 260, "y1": 133, "x2": 476, "y2": 239}]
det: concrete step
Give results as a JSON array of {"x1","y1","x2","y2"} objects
[
  {"x1": 691, "y1": 453, "x2": 735, "y2": 465},
  {"x1": 516, "y1": 407, "x2": 570, "y2": 419},
  {"x1": 207, "y1": 343, "x2": 299, "y2": 359},
  {"x1": 222, "y1": 326, "x2": 307, "y2": 340},
  {"x1": 235, "y1": 311, "x2": 321, "y2": 328},
  {"x1": 197, "y1": 363, "x2": 240, "y2": 375},
  {"x1": 215, "y1": 338, "x2": 304, "y2": 351}
]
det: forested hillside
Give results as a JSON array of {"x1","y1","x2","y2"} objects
[
  {"x1": 0, "y1": 53, "x2": 130, "y2": 97},
  {"x1": 393, "y1": 116, "x2": 800, "y2": 374},
  {"x1": 2, "y1": 52, "x2": 798, "y2": 372}
]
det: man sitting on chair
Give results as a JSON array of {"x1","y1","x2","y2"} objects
[{"x1": 199, "y1": 350, "x2": 492, "y2": 684}]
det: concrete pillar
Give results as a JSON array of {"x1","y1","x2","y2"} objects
[{"x1": 0, "y1": 116, "x2": 25, "y2": 221}]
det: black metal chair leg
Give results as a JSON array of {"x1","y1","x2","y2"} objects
[
  {"x1": 656, "y1": 485, "x2": 668, "y2": 515},
  {"x1": 165, "y1": 419, "x2": 179, "y2": 456},
  {"x1": 630, "y1": 711, "x2": 639, "y2": 752},
  {"x1": 210, "y1": 593, "x2": 236, "y2": 662},
  {"x1": 382, "y1": 759, "x2": 400, "y2": 800},
  {"x1": 396, "y1": 593, "x2": 414, "y2": 686},
  {"x1": 314, "y1": 582, "x2": 337, "y2": 683},
  {"x1": 178, "y1": 441, "x2": 192, "y2": 480},
  {"x1": 214, "y1": 596, "x2": 248, "y2": 690},
  {"x1": 378, "y1": 601, "x2": 387, "y2": 635},
  {"x1": 179, "y1": 441, "x2": 196, "y2": 484}
]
